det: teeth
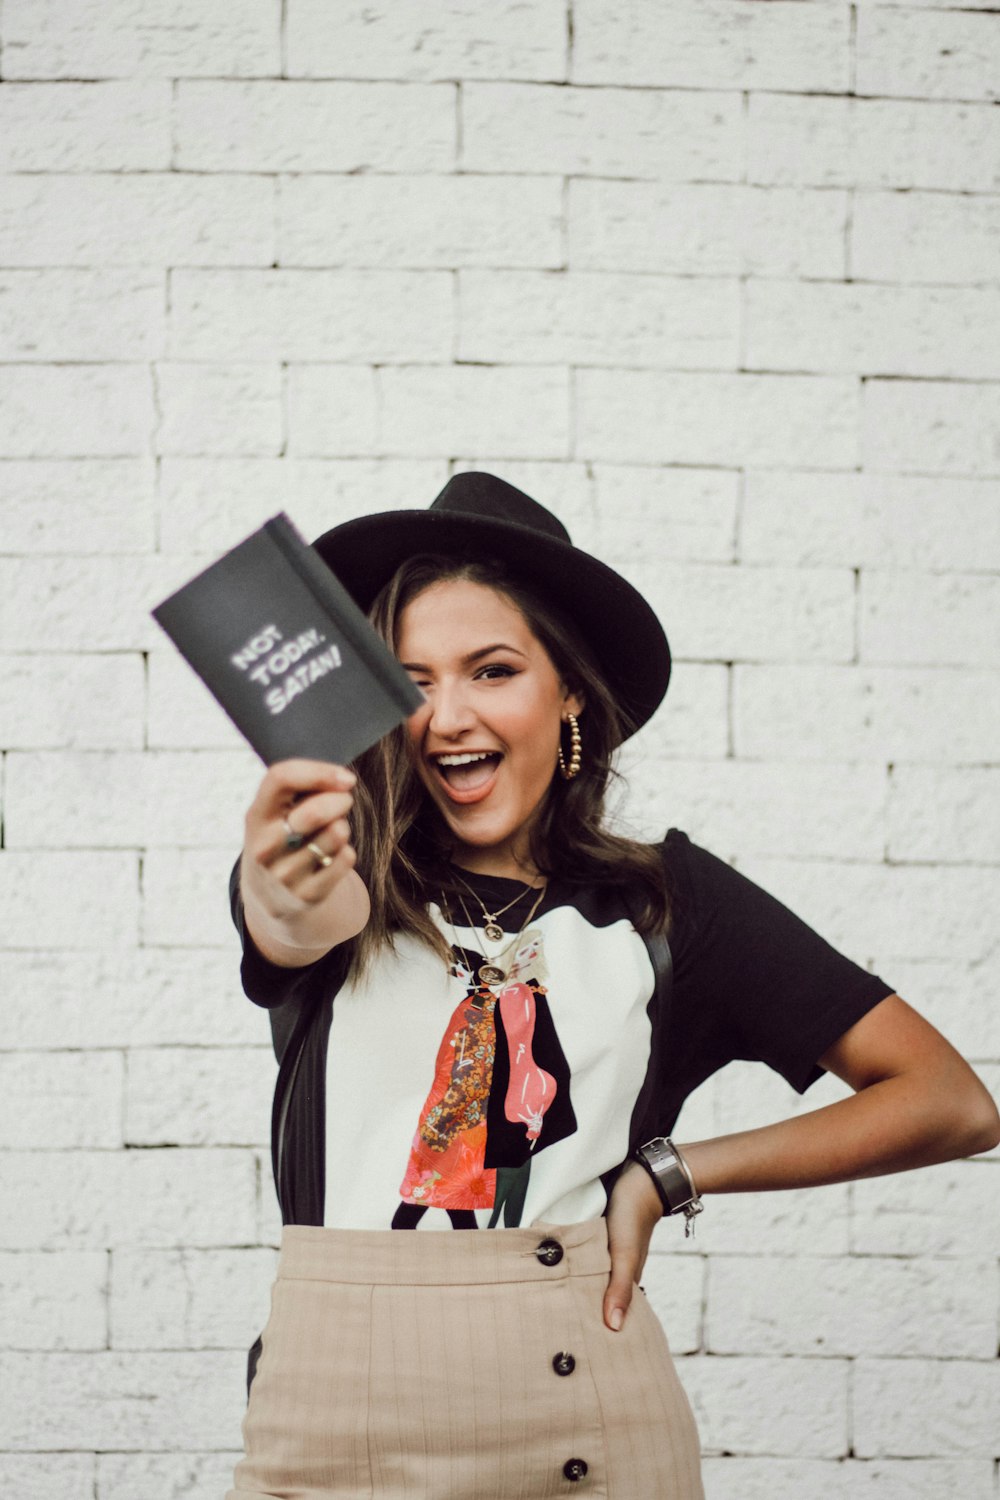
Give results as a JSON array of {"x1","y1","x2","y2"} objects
[{"x1": 435, "y1": 752, "x2": 495, "y2": 767}]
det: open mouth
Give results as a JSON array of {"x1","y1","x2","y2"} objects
[{"x1": 431, "y1": 750, "x2": 503, "y2": 799}]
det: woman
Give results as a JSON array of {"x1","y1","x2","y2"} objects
[{"x1": 228, "y1": 472, "x2": 999, "y2": 1500}]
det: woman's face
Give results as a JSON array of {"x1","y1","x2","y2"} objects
[{"x1": 396, "y1": 579, "x2": 583, "y2": 879}]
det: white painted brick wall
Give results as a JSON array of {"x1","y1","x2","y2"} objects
[{"x1": 1, "y1": 1, "x2": 996, "y2": 1495}]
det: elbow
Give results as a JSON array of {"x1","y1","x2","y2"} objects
[
  {"x1": 951, "y1": 1077, "x2": 1000, "y2": 1159},
  {"x1": 967, "y1": 1096, "x2": 1000, "y2": 1157}
]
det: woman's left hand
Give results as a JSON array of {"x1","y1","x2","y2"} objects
[{"x1": 603, "y1": 1159, "x2": 663, "y2": 1331}]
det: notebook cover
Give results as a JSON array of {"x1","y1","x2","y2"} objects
[{"x1": 152, "y1": 513, "x2": 424, "y2": 766}]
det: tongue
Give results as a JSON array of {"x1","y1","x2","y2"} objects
[{"x1": 445, "y1": 757, "x2": 498, "y2": 791}]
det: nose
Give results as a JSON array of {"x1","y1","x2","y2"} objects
[{"x1": 425, "y1": 676, "x2": 478, "y2": 740}]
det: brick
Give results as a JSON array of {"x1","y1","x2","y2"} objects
[
  {"x1": 882, "y1": 956, "x2": 1000, "y2": 1061},
  {"x1": 750, "y1": 93, "x2": 1000, "y2": 193},
  {"x1": 857, "y1": 8, "x2": 1000, "y2": 103},
  {"x1": 378, "y1": 365, "x2": 571, "y2": 459},
  {"x1": 176, "y1": 80, "x2": 454, "y2": 172},
  {"x1": 568, "y1": 182, "x2": 847, "y2": 279},
  {"x1": 0, "y1": 1051, "x2": 123, "y2": 1149},
  {"x1": 0, "y1": 270, "x2": 163, "y2": 361},
  {"x1": 644, "y1": 561, "x2": 857, "y2": 666},
  {"x1": 659, "y1": 1183, "x2": 852, "y2": 1259},
  {"x1": 0, "y1": 81, "x2": 170, "y2": 170},
  {"x1": 279, "y1": 174, "x2": 562, "y2": 269},
  {"x1": 0, "y1": 1250, "x2": 107, "y2": 1350},
  {"x1": 286, "y1": 0, "x2": 566, "y2": 82},
  {"x1": 590, "y1": 465, "x2": 738, "y2": 565},
  {"x1": 110, "y1": 1246, "x2": 275, "y2": 1349},
  {"x1": 0, "y1": 1349, "x2": 242, "y2": 1449},
  {"x1": 287, "y1": 365, "x2": 384, "y2": 457},
  {"x1": 1, "y1": 0, "x2": 279, "y2": 79},
  {"x1": 156, "y1": 457, "x2": 445, "y2": 555},
  {"x1": 0, "y1": 1455, "x2": 95, "y2": 1499},
  {"x1": 733, "y1": 664, "x2": 1000, "y2": 765},
  {"x1": 853, "y1": 1358, "x2": 999, "y2": 1457},
  {"x1": 142, "y1": 848, "x2": 248, "y2": 947},
  {"x1": 679, "y1": 1353, "x2": 849, "y2": 1457},
  {"x1": 0, "y1": 852, "x2": 139, "y2": 948},
  {"x1": 572, "y1": 0, "x2": 850, "y2": 91},
  {"x1": 0, "y1": 175, "x2": 274, "y2": 267},
  {"x1": 852, "y1": 1159, "x2": 1000, "y2": 1258},
  {"x1": 0, "y1": 460, "x2": 155, "y2": 555},
  {"x1": 0, "y1": 1149, "x2": 258, "y2": 1250},
  {"x1": 155, "y1": 364, "x2": 284, "y2": 457},
  {"x1": 746, "y1": 282, "x2": 1000, "y2": 380},
  {"x1": 462, "y1": 82, "x2": 743, "y2": 181},
  {"x1": 740, "y1": 472, "x2": 1000, "y2": 571},
  {"x1": 575, "y1": 371, "x2": 859, "y2": 469},
  {"x1": 458, "y1": 270, "x2": 739, "y2": 370},
  {"x1": 708, "y1": 1255, "x2": 995, "y2": 1359},
  {"x1": 5, "y1": 750, "x2": 258, "y2": 849},
  {"x1": 617, "y1": 664, "x2": 729, "y2": 762},
  {"x1": 853, "y1": 192, "x2": 1000, "y2": 287},
  {"x1": 0, "y1": 555, "x2": 198, "y2": 648},
  {"x1": 0, "y1": 366, "x2": 153, "y2": 457},
  {"x1": 97, "y1": 1453, "x2": 243, "y2": 1500},
  {"x1": 860, "y1": 572, "x2": 1000, "y2": 667},
  {"x1": 0, "y1": 654, "x2": 145, "y2": 750},
  {"x1": 9, "y1": 282, "x2": 152, "y2": 383},
  {"x1": 125, "y1": 1047, "x2": 274, "y2": 1147},
  {"x1": 736, "y1": 856, "x2": 1000, "y2": 965},
  {"x1": 169, "y1": 270, "x2": 452, "y2": 362},
  {"x1": 0, "y1": 948, "x2": 259, "y2": 1051},
  {"x1": 863, "y1": 380, "x2": 1000, "y2": 477},
  {"x1": 701, "y1": 1457, "x2": 996, "y2": 1500},
  {"x1": 617, "y1": 759, "x2": 886, "y2": 862},
  {"x1": 639, "y1": 1253, "x2": 703, "y2": 1355}
]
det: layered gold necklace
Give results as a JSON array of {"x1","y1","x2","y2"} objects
[{"x1": 442, "y1": 880, "x2": 547, "y2": 989}]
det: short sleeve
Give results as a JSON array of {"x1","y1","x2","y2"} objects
[{"x1": 663, "y1": 830, "x2": 896, "y2": 1097}]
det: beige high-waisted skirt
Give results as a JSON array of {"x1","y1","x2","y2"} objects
[{"x1": 227, "y1": 1219, "x2": 704, "y2": 1500}]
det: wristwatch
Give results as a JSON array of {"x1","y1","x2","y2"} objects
[{"x1": 633, "y1": 1137, "x2": 704, "y2": 1237}]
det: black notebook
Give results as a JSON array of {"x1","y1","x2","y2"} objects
[{"x1": 152, "y1": 513, "x2": 425, "y2": 766}]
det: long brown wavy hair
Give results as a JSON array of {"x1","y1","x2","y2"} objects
[{"x1": 344, "y1": 555, "x2": 671, "y2": 978}]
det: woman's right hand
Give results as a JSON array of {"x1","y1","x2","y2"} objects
[{"x1": 239, "y1": 759, "x2": 370, "y2": 963}]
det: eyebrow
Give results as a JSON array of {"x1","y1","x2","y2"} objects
[{"x1": 400, "y1": 642, "x2": 528, "y2": 671}]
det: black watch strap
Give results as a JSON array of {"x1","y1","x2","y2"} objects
[{"x1": 633, "y1": 1137, "x2": 704, "y2": 1236}]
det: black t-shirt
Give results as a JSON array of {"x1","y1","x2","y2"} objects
[{"x1": 233, "y1": 830, "x2": 894, "y2": 1228}]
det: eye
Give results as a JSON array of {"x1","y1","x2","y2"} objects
[{"x1": 476, "y1": 664, "x2": 516, "y2": 681}]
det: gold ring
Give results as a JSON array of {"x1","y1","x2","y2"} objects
[{"x1": 307, "y1": 840, "x2": 334, "y2": 870}]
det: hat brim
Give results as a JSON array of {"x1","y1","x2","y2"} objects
[{"x1": 313, "y1": 509, "x2": 670, "y2": 740}]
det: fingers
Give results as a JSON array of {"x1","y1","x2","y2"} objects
[
  {"x1": 250, "y1": 759, "x2": 356, "y2": 823},
  {"x1": 267, "y1": 793, "x2": 354, "y2": 862},
  {"x1": 603, "y1": 1247, "x2": 639, "y2": 1333}
]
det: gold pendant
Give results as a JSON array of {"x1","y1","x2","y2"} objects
[
  {"x1": 478, "y1": 964, "x2": 505, "y2": 986},
  {"x1": 483, "y1": 920, "x2": 504, "y2": 942}
]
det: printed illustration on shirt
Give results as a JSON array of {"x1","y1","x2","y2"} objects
[{"x1": 393, "y1": 927, "x2": 576, "y2": 1229}]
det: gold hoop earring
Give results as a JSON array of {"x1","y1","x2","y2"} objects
[{"x1": 558, "y1": 712, "x2": 582, "y2": 781}]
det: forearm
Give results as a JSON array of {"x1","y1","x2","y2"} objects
[{"x1": 679, "y1": 1071, "x2": 995, "y2": 1197}]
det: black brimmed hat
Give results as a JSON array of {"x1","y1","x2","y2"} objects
[{"x1": 312, "y1": 471, "x2": 670, "y2": 741}]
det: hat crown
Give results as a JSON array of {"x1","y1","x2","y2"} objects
[{"x1": 430, "y1": 472, "x2": 570, "y2": 544}]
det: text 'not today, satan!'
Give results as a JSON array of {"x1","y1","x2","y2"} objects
[{"x1": 231, "y1": 624, "x2": 343, "y2": 714}]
